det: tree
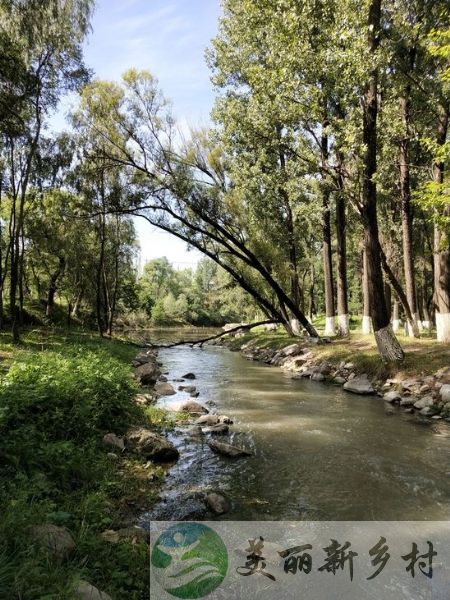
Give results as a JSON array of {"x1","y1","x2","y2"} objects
[{"x1": 0, "y1": 0, "x2": 93, "y2": 341}]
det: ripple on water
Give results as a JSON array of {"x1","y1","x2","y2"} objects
[{"x1": 142, "y1": 333, "x2": 450, "y2": 521}]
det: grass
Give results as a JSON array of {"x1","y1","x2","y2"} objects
[
  {"x1": 0, "y1": 327, "x2": 173, "y2": 599},
  {"x1": 227, "y1": 317, "x2": 450, "y2": 380}
]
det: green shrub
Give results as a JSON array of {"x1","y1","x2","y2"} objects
[{"x1": 0, "y1": 338, "x2": 150, "y2": 598}]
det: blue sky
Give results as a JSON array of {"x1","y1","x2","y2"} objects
[{"x1": 82, "y1": 0, "x2": 221, "y2": 268}]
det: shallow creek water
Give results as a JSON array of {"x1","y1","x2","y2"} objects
[{"x1": 142, "y1": 331, "x2": 450, "y2": 521}]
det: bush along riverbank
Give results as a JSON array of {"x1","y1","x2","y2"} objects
[
  {"x1": 217, "y1": 330, "x2": 450, "y2": 422},
  {"x1": 0, "y1": 329, "x2": 184, "y2": 600}
]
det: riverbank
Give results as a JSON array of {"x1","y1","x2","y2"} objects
[
  {"x1": 0, "y1": 328, "x2": 180, "y2": 599},
  {"x1": 219, "y1": 330, "x2": 450, "y2": 420}
]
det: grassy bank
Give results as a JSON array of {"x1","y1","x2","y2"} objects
[
  {"x1": 226, "y1": 326, "x2": 450, "y2": 380},
  {"x1": 0, "y1": 328, "x2": 165, "y2": 599}
]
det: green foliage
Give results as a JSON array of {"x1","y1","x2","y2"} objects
[
  {"x1": 138, "y1": 256, "x2": 259, "y2": 327},
  {"x1": 145, "y1": 406, "x2": 191, "y2": 427},
  {"x1": 0, "y1": 331, "x2": 151, "y2": 598}
]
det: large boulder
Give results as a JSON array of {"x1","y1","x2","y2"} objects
[
  {"x1": 208, "y1": 439, "x2": 252, "y2": 458},
  {"x1": 126, "y1": 428, "x2": 179, "y2": 462},
  {"x1": 383, "y1": 391, "x2": 401, "y2": 403},
  {"x1": 439, "y1": 384, "x2": 450, "y2": 403},
  {"x1": 74, "y1": 580, "x2": 112, "y2": 600},
  {"x1": 154, "y1": 382, "x2": 176, "y2": 396},
  {"x1": 280, "y1": 343, "x2": 303, "y2": 357},
  {"x1": 414, "y1": 395, "x2": 434, "y2": 410},
  {"x1": 343, "y1": 375, "x2": 375, "y2": 395},
  {"x1": 134, "y1": 361, "x2": 161, "y2": 385},
  {"x1": 32, "y1": 524, "x2": 76, "y2": 561}
]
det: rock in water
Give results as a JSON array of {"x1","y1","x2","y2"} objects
[
  {"x1": 202, "y1": 424, "x2": 229, "y2": 435},
  {"x1": 311, "y1": 372, "x2": 325, "y2": 382},
  {"x1": 218, "y1": 415, "x2": 234, "y2": 424},
  {"x1": 206, "y1": 492, "x2": 231, "y2": 515},
  {"x1": 31, "y1": 524, "x2": 76, "y2": 561},
  {"x1": 134, "y1": 361, "x2": 161, "y2": 385},
  {"x1": 383, "y1": 391, "x2": 401, "y2": 403},
  {"x1": 343, "y1": 375, "x2": 375, "y2": 395},
  {"x1": 178, "y1": 385, "x2": 196, "y2": 393},
  {"x1": 177, "y1": 400, "x2": 209, "y2": 415},
  {"x1": 195, "y1": 415, "x2": 220, "y2": 426},
  {"x1": 182, "y1": 372, "x2": 196, "y2": 379},
  {"x1": 208, "y1": 439, "x2": 252, "y2": 458},
  {"x1": 74, "y1": 580, "x2": 112, "y2": 600},
  {"x1": 126, "y1": 428, "x2": 179, "y2": 462},
  {"x1": 414, "y1": 395, "x2": 434, "y2": 410},
  {"x1": 154, "y1": 382, "x2": 176, "y2": 396}
]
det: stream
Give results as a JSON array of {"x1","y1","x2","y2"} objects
[{"x1": 141, "y1": 330, "x2": 450, "y2": 521}]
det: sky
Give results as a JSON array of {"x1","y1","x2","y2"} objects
[{"x1": 78, "y1": 0, "x2": 222, "y2": 269}]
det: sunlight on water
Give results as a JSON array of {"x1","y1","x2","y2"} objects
[{"x1": 142, "y1": 330, "x2": 450, "y2": 521}]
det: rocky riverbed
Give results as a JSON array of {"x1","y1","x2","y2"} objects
[{"x1": 99, "y1": 333, "x2": 450, "y2": 523}]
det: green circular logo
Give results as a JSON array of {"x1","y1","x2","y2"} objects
[{"x1": 151, "y1": 522, "x2": 228, "y2": 599}]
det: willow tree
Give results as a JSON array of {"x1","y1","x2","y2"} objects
[{"x1": 73, "y1": 72, "x2": 320, "y2": 337}]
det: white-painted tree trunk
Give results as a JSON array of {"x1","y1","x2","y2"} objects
[
  {"x1": 404, "y1": 313, "x2": 420, "y2": 338},
  {"x1": 290, "y1": 318, "x2": 301, "y2": 335},
  {"x1": 436, "y1": 313, "x2": 450, "y2": 343},
  {"x1": 324, "y1": 316, "x2": 336, "y2": 336},
  {"x1": 422, "y1": 320, "x2": 432, "y2": 333},
  {"x1": 362, "y1": 315, "x2": 372, "y2": 334},
  {"x1": 392, "y1": 319, "x2": 401, "y2": 333},
  {"x1": 337, "y1": 313, "x2": 350, "y2": 336}
]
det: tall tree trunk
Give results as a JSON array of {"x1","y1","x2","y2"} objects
[
  {"x1": 71, "y1": 286, "x2": 84, "y2": 318},
  {"x1": 359, "y1": 0, "x2": 404, "y2": 361},
  {"x1": 399, "y1": 65, "x2": 420, "y2": 337},
  {"x1": 384, "y1": 282, "x2": 391, "y2": 322},
  {"x1": 362, "y1": 248, "x2": 372, "y2": 334},
  {"x1": 308, "y1": 264, "x2": 316, "y2": 322},
  {"x1": 46, "y1": 256, "x2": 66, "y2": 319},
  {"x1": 277, "y1": 129, "x2": 303, "y2": 336},
  {"x1": 0, "y1": 173, "x2": 3, "y2": 330},
  {"x1": 392, "y1": 299, "x2": 400, "y2": 332},
  {"x1": 433, "y1": 102, "x2": 450, "y2": 342},
  {"x1": 96, "y1": 219, "x2": 106, "y2": 336},
  {"x1": 321, "y1": 123, "x2": 336, "y2": 336},
  {"x1": 335, "y1": 165, "x2": 349, "y2": 335}
]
